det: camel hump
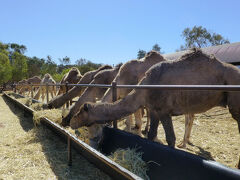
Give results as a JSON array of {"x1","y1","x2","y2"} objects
[
  {"x1": 180, "y1": 48, "x2": 214, "y2": 61},
  {"x1": 98, "y1": 65, "x2": 112, "y2": 71},
  {"x1": 44, "y1": 73, "x2": 51, "y2": 79},
  {"x1": 145, "y1": 50, "x2": 164, "y2": 61}
]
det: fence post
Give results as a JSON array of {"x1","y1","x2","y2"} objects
[
  {"x1": 14, "y1": 83, "x2": 16, "y2": 93},
  {"x1": 66, "y1": 81, "x2": 69, "y2": 108},
  {"x1": 46, "y1": 83, "x2": 49, "y2": 103},
  {"x1": 112, "y1": 81, "x2": 118, "y2": 128},
  {"x1": 31, "y1": 84, "x2": 33, "y2": 98},
  {"x1": 68, "y1": 136, "x2": 72, "y2": 166}
]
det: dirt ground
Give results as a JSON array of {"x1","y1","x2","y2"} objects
[
  {"x1": 0, "y1": 94, "x2": 110, "y2": 180},
  {"x1": 118, "y1": 107, "x2": 240, "y2": 169}
]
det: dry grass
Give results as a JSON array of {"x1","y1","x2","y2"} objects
[
  {"x1": 109, "y1": 148, "x2": 149, "y2": 180},
  {"x1": 0, "y1": 95, "x2": 111, "y2": 180},
  {"x1": 119, "y1": 107, "x2": 240, "y2": 169}
]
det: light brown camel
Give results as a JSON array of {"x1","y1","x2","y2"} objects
[
  {"x1": 61, "y1": 64, "x2": 122, "y2": 126},
  {"x1": 57, "y1": 67, "x2": 82, "y2": 96},
  {"x1": 34, "y1": 73, "x2": 57, "y2": 102},
  {"x1": 100, "y1": 51, "x2": 165, "y2": 134},
  {"x1": 47, "y1": 65, "x2": 112, "y2": 109},
  {"x1": 16, "y1": 79, "x2": 27, "y2": 94},
  {"x1": 70, "y1": 49, "x2": 240, "y2": 148},
  {"x1": 19, "y1": 76, "x2": 42, "y2": 95}
]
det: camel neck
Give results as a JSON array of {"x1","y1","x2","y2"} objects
[{"x1": 93, "y1": 89, "x2": 146, "y2": 123}]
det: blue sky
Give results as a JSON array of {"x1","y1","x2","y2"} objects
[{"x1": 1, "y1": 0, "x2": 239, "y2": 65}]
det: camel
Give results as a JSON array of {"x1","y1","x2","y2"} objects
[
  {"x1": 61, "y1": 64, "x2": 122, "y2": 126},
  {"x1": 16, "y1": 79, "x2": 27, "y2": 94},
  {"x1": 47, "y1": 65, "x2": 112, "y2": 109},
  {"x1": 34, "y1": 73, "x2": 57, "y2": 102},
  {"x1": 100, "y1": 51, "x2": 165, "y2": 134},
  {"x1": 57, "y1": 67, "x2": 82, "y2": 96},
  {"x1": 70, "y1": 49, "x2": 240, "y2": 148},
  {"x1": 19, "y1": 76, "x2": 42, "y2": 95}
]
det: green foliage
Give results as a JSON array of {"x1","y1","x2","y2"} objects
[
  {"x1": 137, "y1": 50, "x2": 146, "y2": 59},
  {"x1": 11, "y1": 52, "x2": 28, "y2": 81},
  {"x1": 152, "y1": 43, "x2": 164, "y2": 54},
  {"x1": 40, "y1": 56, "x2": 57, "y2": 75},
  {"x1": 76, "y1": 59, "x2": 102, "y2": 75},
  {"x1": 59, "y1": 56, "x2": 70, "y2": 65},
  {"x1": 0, "y1": 52, "x2": 12, "y2": 85},
  {"x1": 27, "y1": 56, "x2": 45, "y2": 77},
  {"x1": 178, "y1": 26, "x2": 230, "y2": 51}
]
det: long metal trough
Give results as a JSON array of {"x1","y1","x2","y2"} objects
[{"x1": 3, "y1": 92, "x2": 240, "y2": 180}]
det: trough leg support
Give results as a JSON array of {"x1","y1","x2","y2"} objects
[
  {"x1": 68, "y1": 136, "x2": 72, "y2": 166},
  {"x1": 112, "y1": 81, "x2": 118, "y2": 128},
  {"x1": 46, "y1": 83, "x2": 49, "y2": 103}
]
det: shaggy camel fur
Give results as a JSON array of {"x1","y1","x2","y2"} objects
[
  {"x1": 100, "y1": 51, "x2": 165, "y2": 134},
  {"x1": 34, "y1": 74, "x2": 57, "y2": 102},
  {"x1": 57, "y1": 67, "x2": 82, "y2": 96},
  {"x1": 19, "y1": 76, "x2": 42, "y2": 95},
  {"x1": 47, "y1": 65, "x2": 112, "y2": 109},
  {"x1": 70, "y1": 49, "x2": 240, "y2": 148},
  {"x1": 61, "y1": 64, "x2": 122, "y2": 127}
]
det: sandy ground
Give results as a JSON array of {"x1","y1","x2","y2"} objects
[
  {"x1": 118, "y1": 107, "x2": 240, "y2": 169},
  {"x1": 0, "y1": 94, "x2": 110, "y2": 180}
]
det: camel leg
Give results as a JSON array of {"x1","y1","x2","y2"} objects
[
  {"x1": 178, "y1": 114, "x2": 194, "y2": 148},
  {"x1": 41, "y1": 88, "x2": 45, "y2": 102},
  {"x1": 147, "y1": 110, "x2": 160, "y2": 141},
  {"x1": 125, "y1": 115, "x2": 133, "y2": 132},
  {"x1": 142, "y1": 108, "x2": 150, "y2": 135},
  {"x1": 159, "y1": 113, "x2": 176, "y2": 148},
  {"x1": 133, "y1": 109, "x2": 143, "y2": 136}
]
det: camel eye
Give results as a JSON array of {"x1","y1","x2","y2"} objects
[{"x1": 83, "y1": 103, "x2": 88, "y2": 111}]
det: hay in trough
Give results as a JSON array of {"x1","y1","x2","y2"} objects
[
  {"x1": 33, "y1": 109, "x2": 63, "y2": 125},
  {"x1": 17, "y1": 97, "x2": 32, "y2": 107},
  {"x1": 109, "y1": 148, "x2": 149, "y2": 180}
]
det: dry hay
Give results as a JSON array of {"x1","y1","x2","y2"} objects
[
  {"x1": 119, "y1": 107, "x2": 240, "y2": 169},
  {"x1": 33, "y1": 109, "x2": 63, "y2": 125},
  {"x1": 0, "y1": 95, "x2": 110, "y2": 180},
  {"x1": 109, "y1": 148, "x2": 149, "y2": 180}
]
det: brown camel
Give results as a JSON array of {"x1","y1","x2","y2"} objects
[
  {"x1": 56, "y1": 67, "x2": 82, "y2": 96},
  {"x1": 61, "y1": 64, "x2": 122, "y2": 126},
  {"x1": 100, "y1": 51, "x2": 165, "y2": 134},
  {"x1": 47, "y1": 65, "x2": 112, "y2": 109},
  {"x1": 70, "y1": 49, "x2": 240, "y2": 148},
  {"x1": 19, "y1": 76, "x2": 42, "y2": 95},
  {"x1": 34, "y1": 73, "x2": 57, "y2": 102}
]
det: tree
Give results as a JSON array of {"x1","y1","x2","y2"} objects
[
  {"x1": 75, "y1": 58, "x2": 87, "y2": 66},
  {"x1": 41, "y1": 56, "x2": 57, "y2": 75},
  {"x1": 27, "y1": 56, "x2": 45, "y2": 77},
  {"x1": 152, "y1": 43, "x2": 164, "y2": 54},
  {"x1": 178, "y1": 26, "x2": 230, "y2": 51},
  {"x1": 12, "y1": 52, "x2": 28, "y2": 81},
  {"x1": 59, "y1": 56, "x2": 70, "y2": 65},
  {"x1": 137, "y1": 49, "x2": 146, "y2": 59},
  {"x1": 0, "y1": 52, "x2": 12, "y2": 85}
]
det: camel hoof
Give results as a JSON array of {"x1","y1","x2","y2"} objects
[{"x1": 177, "y1": 142, "x2": 186, "y2": 149}]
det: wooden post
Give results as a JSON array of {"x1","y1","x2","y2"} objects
[
  {"x1": 46, "y1": 83, "x2": 49, "y2": 103},
  {"x1": 112, "y1": 81, "x2": 118, "y2": 128},
  {"x1": 14, "y1": 83, "x2": 16, "y2": 93},
  {"x1": 31, "y1": 84, "x2": 33, "y2": 98},
  {"x1": 66, "y1": 81, "x2": 69, "y2": 108},
  {"x1": 68, "y1": 136, "x2": 72, "y2": 166}
]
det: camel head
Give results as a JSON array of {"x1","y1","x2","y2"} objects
[{"x1": 70, "y1": 103, "x2": 97, "y2": 129}]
